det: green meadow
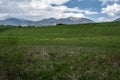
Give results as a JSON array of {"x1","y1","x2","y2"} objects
[{"x1": 0, "y1": 22, "x2": 120, "y2": 80}]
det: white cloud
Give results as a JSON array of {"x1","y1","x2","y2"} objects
[
  {"x1": 98, "y1": 3, "x2": 120, "y2": 22},
  {"x1": 39, "y1": 0, "x2": 70, "y2": 5},
  {"x1": 0, "y1": 0, "x2": 97, "y2": 20},
  {"x1": 97, "y1": 17, "x2": 112, "y2": 22},
  {"x1": 99, "y1": 0, "x2": 119, "y2": 5},
  {"x1": 20, "y1": 0, "x2": 70, "y2": 9},
  {"x1": 97, "y1": 16, "x2": 119, "y2": 22},
  {"x1": 82, "y1": 10, "x2": 98, "y2": 15},
  {"x1": 0, "y1": 14, "x2": 8, "y2": 20},
  {"x1": 102, "y1": 3, "x2": 120, "y2": 17}
]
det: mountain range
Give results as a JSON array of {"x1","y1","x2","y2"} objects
[
  {"x1": 0, "y1": 17, "x2": 119, "y2": 26},
  {"x1": 0, "y1": 18, "x2": 33, "y2": 26},
  {"x1": 0, "y1": 17, "x2": 94, "y2": 26},
  {"x1": 114, "y1": 18, "x2": 120, "y2": 22}
]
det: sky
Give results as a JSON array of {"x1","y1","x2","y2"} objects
[{"x1": 0, "y1": 0, "x2": 120, "y2": 22}]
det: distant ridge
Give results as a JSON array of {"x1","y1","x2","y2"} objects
[
  {"x1": 57, "y1": 17, "x2": 94, "y2": 24},
  {"x1": 0, "y1": 18, "x2": 33, "y2": 26},
  {"x1": 0, "y1": 17, "x2": 94, "y2": 26},
  {"x1": 114, "y1": 18, "x2": 120, "y2": 22}
]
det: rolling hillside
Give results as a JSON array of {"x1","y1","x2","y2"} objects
[
  {"x1": 0, "y1": 22, "x2": 120, "y2": 80},
  {"x1": 0, "y1": 22, "x2": 119, "y2": 47}
]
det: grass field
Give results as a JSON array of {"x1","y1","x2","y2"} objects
[{"x1": 0, "y1": 22, "x2": 120, "y2": 80}]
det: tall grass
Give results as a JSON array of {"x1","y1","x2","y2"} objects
[
  {"x1": 0, "y1": 38, "x2": 28, "y2": 80},
  {"x1": 0, "y1": 41, "x2": 120, "y2": 80},
  {"x1": 0, "y1": 22, "x2": 120, "y2": 79}
]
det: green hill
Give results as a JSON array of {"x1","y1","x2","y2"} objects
[{"x1": 0, "y1": 22, "x2": 120, "y2": 80}]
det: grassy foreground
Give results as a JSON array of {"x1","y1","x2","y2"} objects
[{"x1": 0, "y1": 22, "x2": 120, "y2": 80}]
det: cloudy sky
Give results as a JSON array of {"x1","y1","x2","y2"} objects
[{"x1": 0, "y1": 0, "x2": 120, "y2": 22}]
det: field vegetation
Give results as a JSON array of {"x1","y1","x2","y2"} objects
[{"x1": 0, "y1": 22, "x2": 120, "y2": 80}]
